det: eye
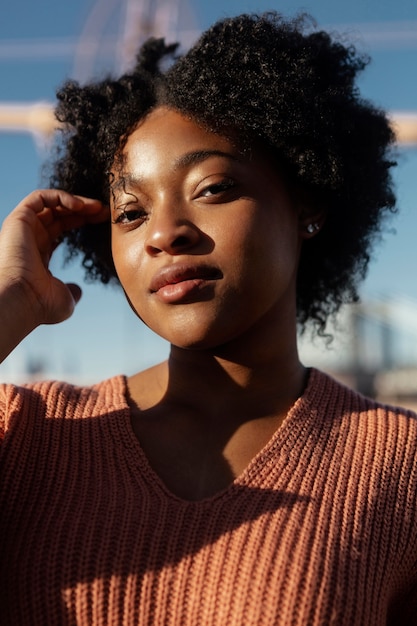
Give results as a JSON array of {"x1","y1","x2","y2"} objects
[
  {"x1": 199, "y1": 179, "x2": 237, "y2": 199},
  {"x1": 112, "y1": 206, "x2": 148, "y2": 226}
]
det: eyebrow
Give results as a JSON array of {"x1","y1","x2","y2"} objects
[
  {"x1": 175, "y1": 149, "x2": 242, "y2": 169},
  {"x1": 110, "y1": 149, "x2": 242, "y2": 194}
]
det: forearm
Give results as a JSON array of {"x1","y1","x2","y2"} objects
[
  {"x1": 0, "y1": 190, "x2": 108, "y2": 367},
  {"x1": 0, "y1": 280, "x2": 40, "y2": 364}
]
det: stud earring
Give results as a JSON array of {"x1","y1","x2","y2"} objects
[{"x1": 306, "y1": 223, "x2": 320, "y2": 234}]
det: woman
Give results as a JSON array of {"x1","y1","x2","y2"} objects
[{"x1": 0, "y1": 12, "x2": 416, "y2": 625}]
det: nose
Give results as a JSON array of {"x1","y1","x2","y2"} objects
[{"x1": 144, "y1": 204, "x2": 201, "y2": 256}]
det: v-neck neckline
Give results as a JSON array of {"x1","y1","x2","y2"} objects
[{"x1": 108, "y1": 368, "x2": 325, "y2": 505}]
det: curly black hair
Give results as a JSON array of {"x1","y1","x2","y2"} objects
[{"x1": 49, "y1": 12, "x2": 396, "y2": 334}]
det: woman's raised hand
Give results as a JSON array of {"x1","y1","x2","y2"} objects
[{"x1": 0, "y1": 190, "x2": 109, "y2": 361}]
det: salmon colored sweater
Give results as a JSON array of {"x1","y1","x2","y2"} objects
[{"x1": 0, "y1": 368, "x2": 417, "y2": 625}]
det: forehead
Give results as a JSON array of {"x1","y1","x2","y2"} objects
[
  {"x1": 109, "y1": 106, "x2": 289, "y2": 202},
  {"x1": 116, "y1": 107, "x2": 243, "y2": 173}
]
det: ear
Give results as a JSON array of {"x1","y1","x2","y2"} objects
[{"x1": 298, "y1": 205, "x2": 326, "y2": 240}]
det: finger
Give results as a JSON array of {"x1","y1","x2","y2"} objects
[
  {"x1": 3, "y1": 190, "x2": 110, "y2": 267},
  {"x1": 59, "y1": 199, "x2": 110, "y2": 224},
  {"x1": 18, "y1": 190, "x2": 110, "y2": 240},
  {"x1": 15, "y1": 189, "x2": 106, "y2": 226},
  {"x1": 40, "y1": 205, "x2": 110, "y2": 238},
  {"x1": 17, "y1": 189, "x2": 88, "y2": 214},
  {"x1": 84, "y1": 203, "x2": 111, "y2": 224}
]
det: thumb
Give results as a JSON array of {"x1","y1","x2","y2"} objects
[
  {"x1": 44, "y1": 280, "x2": 83, "y2": 325},
  {"x1": 66, "y1": 283, "x2": 82, "y2": 305},
  {"x1": 44, "y1": 281, "x2": 82, "y2": 325}
]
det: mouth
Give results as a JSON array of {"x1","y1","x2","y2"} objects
[{"x1": 150, "y1": 264, "x2": 222, "y2": 304}]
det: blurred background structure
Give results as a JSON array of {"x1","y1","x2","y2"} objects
[{"x1": 0, "y1": 0, "x2": 416, "y2": 409}]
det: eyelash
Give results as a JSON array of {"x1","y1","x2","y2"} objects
[
  {"x1": 199, "y1": 179, "x2": 236, "y2": 198},
  {"x1": 112, "y1": 178, "x2": 238, "y2": 225},
  {"x1": 112, "y1": 206, "x2": 147, "y2": 225}
]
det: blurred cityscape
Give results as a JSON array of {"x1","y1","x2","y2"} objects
[
  {"x1": 8, "y1": 294, "x2": 417, "y2": 412},
  {"x1": 299, "y1": 296, "x2": 417, "y2": 410}
]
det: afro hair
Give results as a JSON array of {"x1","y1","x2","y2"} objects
[{"x1": 49, "y1": 12, "x2": 396, "y2": 334}]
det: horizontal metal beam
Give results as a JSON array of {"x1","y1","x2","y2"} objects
[{"x1": 0, "y1": 102, "x2": 416, "y2": 145}]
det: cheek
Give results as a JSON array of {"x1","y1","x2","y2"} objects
[
  {"x1": 113, "y1": 242, "x2": 151, "y2": 324},
  {"x1": 230, "y1": 209, "x2": 299, "y2": 269},
  {"x1": 111, "y1": 235, "x2": 145, "y2": 290},
  {"x1": 246, "y1": 221, "x2": 301, "y2": 300}
]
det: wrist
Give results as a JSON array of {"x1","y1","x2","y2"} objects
[{"x1": 0, "y1": 279, "x2": 42, "y2": 362}]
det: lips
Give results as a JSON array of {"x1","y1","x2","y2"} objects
[{"x1": 149, "y1": 263, "x2": 222, "y2": 302}]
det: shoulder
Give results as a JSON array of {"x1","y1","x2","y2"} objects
[
  {"x1": 0, "y1": 375, "x2": 128, "y2": 436},
  {"x1": 306, "y1": 371, "x2": 417, "y2": 602},
  {"x1": 304, "y1": 369, "x2": 417, "y2": 526},
  {"x1": 307, "y1": 367, "x2": 417, "y2": 424},
  {"x1": 305, "y1": 368, "x2": 417, "y2": 489},
  {"x1": 303, "y1": 368, "x2": 417, "y2": 475}
]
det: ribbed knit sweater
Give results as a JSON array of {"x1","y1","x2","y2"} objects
[{"x1": 0, "y1": 368, "x2": 417, "y2": 625}]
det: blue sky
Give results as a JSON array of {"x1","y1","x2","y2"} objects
[{"x1": 0, "y1": 0, "x2": 416, "y2": 382}]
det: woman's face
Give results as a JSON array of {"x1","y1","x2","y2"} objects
[{"x1": 110, "y1": 107, "x2": 306, "y2": 349}]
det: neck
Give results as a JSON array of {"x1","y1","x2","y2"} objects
[
  {"x1": 165, "y1": 310, "x2": 305, "y2": 422},
  {"x1": 129, "y1": 295, "x2": 306, "y2": 423},
  {"x1": 127, "y1": 304, "x2": 307, "y2": 499}
]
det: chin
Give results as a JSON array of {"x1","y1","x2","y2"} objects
[
  {"x1": 144, "y1": 308, "x2": 223, "y2": 349},
  {"x1": 167, "y1": 334, "x2": 219, "y2": 351},
  {"x1": 160, "y1": 322, "x2": 248, "y2": 353},
  {"x1": 152, "y1": 324, "x2": 226, "y2": 351}
]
